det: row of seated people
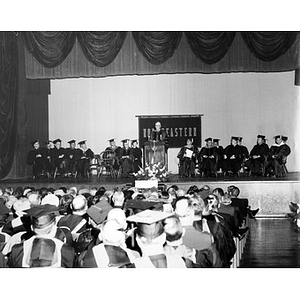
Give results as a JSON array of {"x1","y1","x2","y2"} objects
[
  {"x1": 27, "y1": 139, "x2": 94, "y2": 179},
  {"x1": 27, "y1": 138, "x2": 143, "y2": 179},
  {"x1": 0, "y1": 183, "x2": 259, "y2": 268},
  {"x1": 177, "y1": 134, "x2": 291, "y2": 178}
]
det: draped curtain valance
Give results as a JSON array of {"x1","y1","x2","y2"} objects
[{"x1": 22, "y1": 31, "x2": 300, "y2": 80}]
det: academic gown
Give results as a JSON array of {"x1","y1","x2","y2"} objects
[
  {"x1": 266, "y1": 143, "x2": 291, "y2": 176},
  {"x1": 177, "y1": 145, "x2": 198, "y2": 177},
  {"x1": 223, "y1": 145, "x2": 242, "y2": 174},
  {"x1": 198, "y1": 146, "x2": 217, "y2": 175},
  {"x1": 27, "y1": 148, "x2": 45, "y2": 177},
  {"x1": 41, "y1": 147, "x2": 55, "y2": 175},
  {"x1": 131, "y1": 147, "x2": 143, "y2": 173},
  {"x1": 65, "y1": 147, "x2": 80, "y2": 174},
  {"x1": 51, "y1": 147, "x2": 68, "y2": 174},
  {"x1": 244, "y1": 143, "x2": 269, "y2": 175},
  {"x1": 77, "y1": 148, "x2": 94, "y2": 177},
  {"x1": 118, "y1": 147, "x2": 134, "y2": 177},
  {"x1": 8, "y1": 236, "x2": 75, "y2": 268}
]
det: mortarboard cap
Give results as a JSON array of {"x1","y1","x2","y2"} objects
[
  {"x1": 257, "y1": 135, "x2": 265, "y2": 139},
  {"x1": 78, "y1": 140, "x2": 86, "y2": 145},
  {"x1": 68, "y1": 140, "x2": 76, "y2": 144},
  {"x1": 125, "y1": 199, "x2": 162, "y2": 212},
  {"x1": 205, "y1": 137, "x2": 212, "y2": 142},
  {"x1": 31, "y1": 139, "x2": 39, "y2": 146},
  {"x1": 131, "y1": 139, "x2": 138, "y2": 144},
  {"x1": 53, "y1": 139, "x2": 62, "y2": 144},
  {"x1": 45, "y1": 140, "x2": 52, "y2": 145},
  {"x1": 121, "y1": 139, "x2": 130, "y2": 144},
  {"x1": 282, "y1": 136, "x2": 288, "y2": 142},
  {"x1": 213, "y1": 138, "x2": 220, "y2": 142},
  {"x1": 87, "y1": 200, "x2": 113, "y2": 225},
  {"x1": 231, "y1": 136, "x2": 239, "y2": 141},
  {"x1": 273, "y1": 135, "x2": 282, "y2": 140},
  {"x1": 25, "y1": 204, "x2": 61, "y2": 229},
  {"x1": 126, "y1": 210, "x2": 173, "y2": 240},
  {"x1": 108, "y1": 138, "x2": 116, "y2": 143}
]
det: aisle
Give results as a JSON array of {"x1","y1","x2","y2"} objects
[{"x1": 240, "y1": 218, "x2": 300, "y2": 268}]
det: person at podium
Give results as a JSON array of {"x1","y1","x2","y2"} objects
[
  {"x1": 145, "y1": 121, "x2": 169, "y2": 166},
  {"x1": 150, "y1": 121, "x2": 169, "y2": 148}
]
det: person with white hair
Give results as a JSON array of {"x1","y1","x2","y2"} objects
[
  {"x1": 112, "y1": 191, "x2": 125, "y2": 209},
  {"x1": 175, "y1": 198, "x2": 213, "y2": 251},
  {"x1": 57, "y1": 195, "x2": 91, "y2": 254},
  {"x1": 78, "y1": 219, "x2": 139, "y2": 268}
]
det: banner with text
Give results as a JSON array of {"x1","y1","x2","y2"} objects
[{"x1": 138, "y1": 115, "x2": 202, "y2": 148}]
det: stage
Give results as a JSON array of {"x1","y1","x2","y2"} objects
[{"x1": 1, "y1": 172, "x2": 300, "y2": 217}]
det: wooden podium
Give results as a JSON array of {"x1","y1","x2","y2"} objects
[{"x1": 144, "y1": 141, "x2": 168, "y2": 169}]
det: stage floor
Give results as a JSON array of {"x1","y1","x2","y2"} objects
[{"x1": 1, "y1": 171, "x2": 299, "y2": 190}]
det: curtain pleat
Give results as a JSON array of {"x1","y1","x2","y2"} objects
[
  {"x1": 0, "y1": 32, "x2": 18, "y2": 179},
  {"x1": 22, "y1": 31, "x2": 76, "y2": 68},
  {"x1": 24, "y1": 32, "x2": 300, "y2": 79},
  {"x1": 132, "y1": 32, "x2": 182, "y2": 65},
  {"x1": 241, "y1": 32, "x2": 298, "y2": 62},
  {"x1": 77, "y1": 32, "x2": 127, "y2": 67},
  {"x1": 185, "y1": 32, "x2": 236, "y2": 64}
]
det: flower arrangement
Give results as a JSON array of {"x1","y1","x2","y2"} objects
[{"x1": 133, "y1": 162, "x2": 170, "y2": 181}]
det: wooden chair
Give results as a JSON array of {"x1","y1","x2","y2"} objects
[{"x1": 97, "y1": 150, "x2": 116, "y2": 178}]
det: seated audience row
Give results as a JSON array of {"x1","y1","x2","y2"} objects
[{"x1": 0, "y1": 183, "x2": 258, "y2": 268}]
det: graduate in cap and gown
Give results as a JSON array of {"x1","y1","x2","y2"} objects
[
  {"x1": 65, "y1": 139, "x2": 79, "y2": 176},
  {"x1": 266, "y1": 135, "x2": 291, "y2": 176},
  {"x1": 7, "y1": 204, "x2": 75, "y2": 268},
  {"x1": 78, "y1": 217, "x2": 139, "y2": 268},
  {"x1": 223, "y1": 136, "x2": 243, "y2": 176},
  {"x1": 27, "y1": 140, "x2": 45, "y2": 178},
  {"x1": 177, "y1": 138, "x2": 199, "y2": 178},
  {"x1": 119, "y1": 139, "x2": 134, "y2": 178},
  {"x1": 238, "y1": 137, "x2": 249, "y2": 163},
  {"x1": 131, "y1": 140, "x2": 143, "y2": 173},
  {"x1": 199, "y1": 137, "x2": 217, "y2": 177},
  {"x1": 51, "y1": 139, "x2": 68, "y2": 177},
  {"x1": 244, "y1": 135, "x2": 269, "y2": 176},
  {"x1": 105, "y1": 138, "x2": 122, "y2": 176},
  {"x1": 41, "y1": 140, "x2": 55, "y2": 177},
  {"x1": 76, "y1": 140, "x2": 94, "y2": 178},
  {"x1": 212, "y1": 138, "x2": 224, "y2": 172}
]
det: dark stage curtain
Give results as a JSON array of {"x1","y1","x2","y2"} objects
[
  {"x1": 23, "y1": 31, "x2": 300, "y2": 80},
  {"x1": 77, "y1": 31, "x2": 127, "y2": 67},
  {"x1": 185, "y1": 32, "x2": 236, "y2": 64},
  {"x1": 0, "y1": 32, "x2": 18, "y2": 179},
  {"x1": 241, "y1": 32, "x2": 298, "y2": 62},
  {"x1": 132, "y1": 32, "x2": 182, "y2": 65},
  {"x1": 22, "y1": 31, "x2": 76, "y2": 68}
]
